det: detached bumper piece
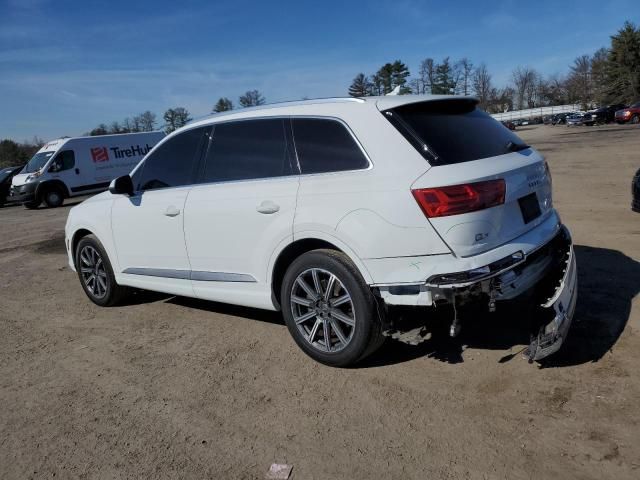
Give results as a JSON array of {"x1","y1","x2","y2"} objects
[{"x1": 524, "y1": 232, "x2": 577, "y2": 362}]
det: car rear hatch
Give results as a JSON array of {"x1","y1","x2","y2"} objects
[{"x1": 381, "y1": 98, "x2": 554, "y2": 258}]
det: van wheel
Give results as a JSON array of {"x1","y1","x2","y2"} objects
[
  {"x1": 43, "y1": 188, "x2": 64, "y2": 208},
  {"x1": 75, "y1": 234, "x2": 130, "y2": 307},
  {"x1": 281, "y1": 249, "x2": 384, "y2": 367}
]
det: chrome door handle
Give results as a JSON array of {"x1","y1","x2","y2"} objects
[
  {"x1": 256, "y1": 200, "x2": 280, "y2": 214},
  {"x1": 164, "y1": 205, "x2": 181, "y2": 217}
]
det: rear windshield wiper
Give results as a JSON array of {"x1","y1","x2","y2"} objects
[{"x1": 506, "y1": 141, "x2": 530, "y2": 153}]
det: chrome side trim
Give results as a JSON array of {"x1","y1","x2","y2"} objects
[
  {"x1": 123, "y1": 268, "x2": 190, "y2": 279},
  {"x1": 191, "y1": 271, "x2": 257, "y2": 283},
  {"x1": 122, "y1": 268, "x2": 256, "y2": 283}
]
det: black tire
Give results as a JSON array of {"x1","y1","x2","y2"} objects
[
  {"x1": 631, "y1": 115, "x2": 639, "y2": 125},
  {"x1": 75, "y1": 234, "x2": 130, "y2": 307},
  {"x1": 43, "y1": 187, "x2": 64, "y2": 208},
  {"x1": 281, "y1": 249, "x2": 384, "y2": 367}
]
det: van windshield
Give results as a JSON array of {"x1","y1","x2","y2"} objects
[{"x1": 24, "y1": 151, "x2": 55, "y2": 173}]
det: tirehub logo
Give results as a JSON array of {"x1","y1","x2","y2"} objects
[{"x1": 91, "y1": 147, "x2": 109, "y2": 163}]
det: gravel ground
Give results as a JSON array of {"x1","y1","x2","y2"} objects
[{"x1": 1, "y1": 124, "x2": 639, "y2": 479}]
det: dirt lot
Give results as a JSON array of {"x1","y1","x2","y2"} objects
[{"x1": 1, "y1": 124, "x2": 639, "y2": 480}]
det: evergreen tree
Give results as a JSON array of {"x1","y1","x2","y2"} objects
[
  {"x1": 432, "y1": 57, "x2": 457, "y2": 94},
  {"x1": 348, "y1": 73, "x2": 372, "y2": 97},
  {"x1": 239, "y1": 90, "x2": 265, "y2": 108},
  {"x1": 213, "y1": 97, "x2": 234, "y2": 112},
  {"x1": 606, "y1": 21, "x2": 640, "y2": 102}
]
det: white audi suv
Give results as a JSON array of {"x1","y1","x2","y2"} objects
[{"x1": 65, "y1": 95, "x2": 577, "y2": 366}]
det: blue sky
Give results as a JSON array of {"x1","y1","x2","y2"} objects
[{"x1": 1, "y1": 0, "x2": 638, "y2": 141}]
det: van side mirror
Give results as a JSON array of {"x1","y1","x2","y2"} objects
[{"x1": 109, "y1": 175, "x2": 134, "y2": 196}]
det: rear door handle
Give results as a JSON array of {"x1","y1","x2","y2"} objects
[
  {"x1": 256, "y1": 200, "x2": 280, "y2": 214},
  {"x1": 164, "y1": 205, "x2": 181, "y2": 217}
]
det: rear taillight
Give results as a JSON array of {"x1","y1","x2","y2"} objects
[{"x1": 412, "y1": 179, "x2": 505, "y2": 218}]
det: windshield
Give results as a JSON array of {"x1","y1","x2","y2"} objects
[
  {"x1": 384, "y1": 99, "x2": 526, "y2": 165},
  {"x1": 24, "y1": 151, "x2": 55, "y2": 173}
]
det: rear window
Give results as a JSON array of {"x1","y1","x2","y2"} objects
[{"x1": 383, "y1": 99, "x2": 526, "y2": 165}]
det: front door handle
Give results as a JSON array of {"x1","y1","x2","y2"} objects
[
  {"x1": 164, "y1": 205, "x2": 181, "y2": 217},
  {"x1": 256, "y1": 200, "x2": 280, "y2": 214}
]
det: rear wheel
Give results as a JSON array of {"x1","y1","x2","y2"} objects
[
  {"x1": 75, "y1": 234, "x2": 129, "y2": 306},
  {"x1": 43, "y1": 188, "x2": 64, "y2": 208},
  {"x1": 281, "y1": 249, "x2": 384, "y2": 367}
]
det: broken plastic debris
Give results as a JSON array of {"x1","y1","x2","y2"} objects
[{"x1": 265, "y1": 463, "x2": 293, "y2": 480}]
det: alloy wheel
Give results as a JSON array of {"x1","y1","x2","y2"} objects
[
  {"x1": 290, "y1": 268, "x2": 356, "y2": 353},
  {"x1": 79, "y1": 245, "x2": 108, "y2": 299}
]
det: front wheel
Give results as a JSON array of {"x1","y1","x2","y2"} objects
[
  {"x1": 75, "y1": 234, "x2": 130, "y2": 306},
  {"x1": 43, "y1": 188, "x2": 64, "y2": 208},
  {"x1": 631, "y1": 115, "x2": 639, "y2": 124},
  {"x1": 281, "y1": 249, "x2": 384, "y2": 367}
]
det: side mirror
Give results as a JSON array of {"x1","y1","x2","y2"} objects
[{"x1": 109, "y1": 175, "x2": 134, "y2": 196}]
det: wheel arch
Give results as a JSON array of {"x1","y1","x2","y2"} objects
[
  {"x1": 70, "y1": 228, "x2": 94, "y2": 268},
  {"x1": 270, "y1": 234, "x2": 373, "y2": 309},
  {"x1": 36, "y1": 180, "x2": 70, "y2": 200}
]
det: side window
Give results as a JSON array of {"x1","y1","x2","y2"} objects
[
  {"x1": 50, "y1": 150, "x2": 75, "y2": 172},
  {"x1": 138, "y1": 127, "x2": 208, "y2": 191},
  {"x1": 201, "y1": 119, "x2": 291, "y2": 183},
  {"x1": 292, "y1": 118, "x2": 369, "y2": 174}
]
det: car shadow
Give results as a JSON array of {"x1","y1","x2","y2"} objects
[
  {"x1": 363, "y1": 245, "x2": 639, "y2": 368},
  {"x1": 117, "y1": 245, "x2": 638, "y2": 369},
  {"x1": 167, "y1": 296, "x2": 285, "y2": 326}
]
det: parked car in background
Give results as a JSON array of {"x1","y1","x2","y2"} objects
[
  {"x1": 551, "y1": 113, "x2": 570, "y2": 125},
  {"x1": 615, "y1": 102, "x2": 640, "y2": 124},
  {"x1": 65, "y1": 95, "x2": 577, "y2": 366},
  {"x1": 10, "y1": 132, "x2": 165, "y2": 209},
  {"x1": 588, "y1": 104, "x2": 626, "y2": 124},
  {"x1": 566, "y1": 113, "x2": 588, "y2": 126},
  {"x1": 0, "y1": 164, "x2": 25, "y2": 206},
  {"x1": 633, "y1": 167, "x2": 640, "y2": 212}
]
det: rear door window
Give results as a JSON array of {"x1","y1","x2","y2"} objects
[
  {"x1": 201, "y1": 118, "x2": 292, "y2": 183},
  {"x1": 137, "y1": 126, "x2": 209, "y2": 191},
  {"x1": 384, "y1": 99, "x2": 527, "y2": 165},
  {"x1": 292, "y1": 118, "x2": 369, "y2": 174}
]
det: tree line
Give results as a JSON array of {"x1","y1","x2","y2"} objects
[
  {"x1": 88, "y1": 89, "x2": 267, "y2": 137},
  {"x1": 348, "y1": 21, "x2": 640, "y2": 112}
]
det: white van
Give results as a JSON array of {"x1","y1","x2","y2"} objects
[{"x1": 10, "y1": 132, "x2": 165, "y2": 208}]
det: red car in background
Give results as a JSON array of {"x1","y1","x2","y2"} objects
[{"x1": 615, "y1": 102, "x2": 640, "y2": 124}]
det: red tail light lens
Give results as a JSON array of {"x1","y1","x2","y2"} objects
[{"x1": 412, "y1": 179, "x2": 506, "y2": 218}]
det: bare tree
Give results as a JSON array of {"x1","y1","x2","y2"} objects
[
  {"x1": 473, "y1": 63, "x2": 493, "y2": 110},
  {"x1": 567, "y1": 55, "x2": 592, "y2": 109},
  {"x1": 511, "y1": 66, "x2": 537, "y2": 110},
  {"x1": 414, "y1": 58, "x2": 436, "y2": 94},
  {"x1": 138, "y1": 111, "x2": 157, "y2": 132},
  {"x1": 457, "y1": 58, "x2": 474, "y2": 95}
]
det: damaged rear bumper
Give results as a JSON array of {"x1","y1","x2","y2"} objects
[{"x1": 376, "y1": 225, "x2": 578, "y2": 361}]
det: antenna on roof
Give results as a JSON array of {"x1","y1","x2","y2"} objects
[{"x1": 386, "y1": 86, "x2": 401, "y2": 96}]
